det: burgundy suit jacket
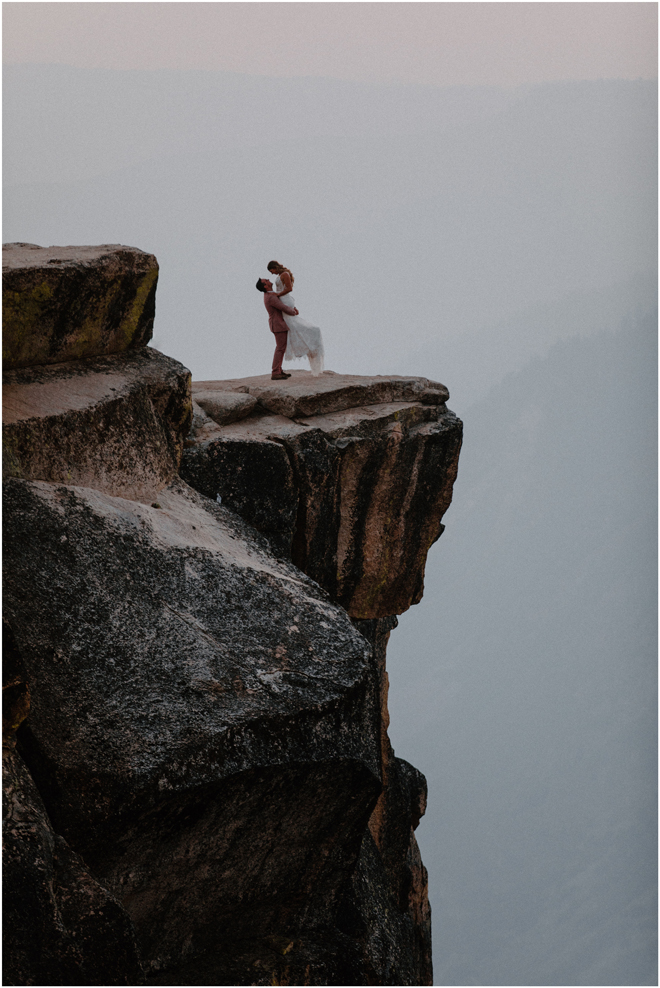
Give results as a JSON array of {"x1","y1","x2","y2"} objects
[{"x1": 263, "y1": 292, "x2": 296, "y2": 334}]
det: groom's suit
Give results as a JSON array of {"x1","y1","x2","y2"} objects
[{"x1": 263, "y1": 292, "x2": 297, "y2": 375}]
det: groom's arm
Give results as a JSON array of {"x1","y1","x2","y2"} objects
[{"x1": 269, "y1": 296, "x2": 299, "y2": 316}]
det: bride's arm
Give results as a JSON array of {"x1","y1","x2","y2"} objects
[{"x1": 274, "y1": 270, "x2": 294, "y2": 296}]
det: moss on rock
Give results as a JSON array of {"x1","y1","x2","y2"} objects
[{"x1": 2, "y1": 244, "x2": 158, "y2": 370}]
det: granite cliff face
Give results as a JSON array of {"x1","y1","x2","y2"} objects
[
  {"x1": 183, "y1": 374, "x2": 458, "y2": 619},
  {"x1": 3, "y1": 244, "x2": 462, "y2": 986}
]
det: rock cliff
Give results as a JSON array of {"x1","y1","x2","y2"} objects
[{"x1": 3, "y1": 244, "x2": 462, "y2": 986}]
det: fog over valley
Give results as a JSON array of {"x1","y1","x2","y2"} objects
[{"x1": 389, "y1": 313, "x2": 657, "y2": 985}]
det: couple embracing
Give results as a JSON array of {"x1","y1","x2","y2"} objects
[{"x1": 256, "y1": 261, "x2": 324, "y2": 380}]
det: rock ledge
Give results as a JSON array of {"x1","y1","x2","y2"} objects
[
  {"x1": 183, "y1": 370, "x2": 463, "y2": 618},
  {"x1": 193, "y1": 370, "x2": 449, "y2": 418}
]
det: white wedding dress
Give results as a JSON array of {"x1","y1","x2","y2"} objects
[{"x1": 275, "y1": 275, "x2": 325, "y2": 376}]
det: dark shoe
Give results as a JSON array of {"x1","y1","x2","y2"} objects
[{"x1": 271, "y1": 372, "x2": 291, "y2": 380}]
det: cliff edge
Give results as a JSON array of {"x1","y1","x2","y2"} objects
[{"x1": 3, "y1": 244, "x2": 462, "y2": 986}]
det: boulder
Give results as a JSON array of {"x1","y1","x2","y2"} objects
[
  {"x1": 4, "y1": 476, "x2": 381, "y2": 981},
  {"x1": 193, "y1": 369, "x2": 449, "y2": 419},
  {"x1": 194, "y1": 390, "x2": 258, "y2": 426},
  {"x1": 3, "y1": 348, "x2": 192, "y2": 502},
  {"x1": 187, "y1": 400, "x2": 220, "y2": 444},
  {"x1": 182, "y1": 395, "x2": 463, "y2": 618},
  {"x1": 3, "y1": 244, "x2": 158, "y2": 370}
]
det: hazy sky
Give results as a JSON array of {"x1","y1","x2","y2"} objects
[{"x1": 3, "y1": 2, "x2": 657, "y2": 86}]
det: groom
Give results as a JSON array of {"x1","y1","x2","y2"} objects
[{"x1": 256, "y1": 277, "x2": 299, "y2": 380}]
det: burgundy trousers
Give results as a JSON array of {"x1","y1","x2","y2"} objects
[{"x1": 272, "y1": 331, "x2": 288, "y2": 375}]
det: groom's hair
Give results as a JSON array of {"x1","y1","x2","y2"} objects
[{"x1": 256, "y1": 278, "x2": 267, "y2": 292}]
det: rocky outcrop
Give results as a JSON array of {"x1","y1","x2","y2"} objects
[
  {"x1": 193, "y1": 390, "x2": 258, "y2": 426},
  {"x1": 3, "y1": 244, "x2": 158, "y2": 371},
  {"x1": 3, "y1": 246, "x2": 462, "y2": 986},
  {"x1": 182, "y1": 373, "x2": 462, "y2": 618},
  {"x1": 4, "y1": 477, "x2": 381, "y2": 983}
]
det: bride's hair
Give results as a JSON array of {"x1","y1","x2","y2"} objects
[{"x1": 267, "y1": 260, "x2": 294, "y2": 284}]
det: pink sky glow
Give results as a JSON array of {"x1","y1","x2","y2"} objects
[{"x1": 3, "y1": 2, "x2": 657, "y2": 87}]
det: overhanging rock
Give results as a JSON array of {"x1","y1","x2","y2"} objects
[{"x1": 183, "y1": 371, "x2": 463, "y2": 618}]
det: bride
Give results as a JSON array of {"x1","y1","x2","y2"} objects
[{"x1": 267, "y1": 261, "x2": 324, "y2": 376}]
